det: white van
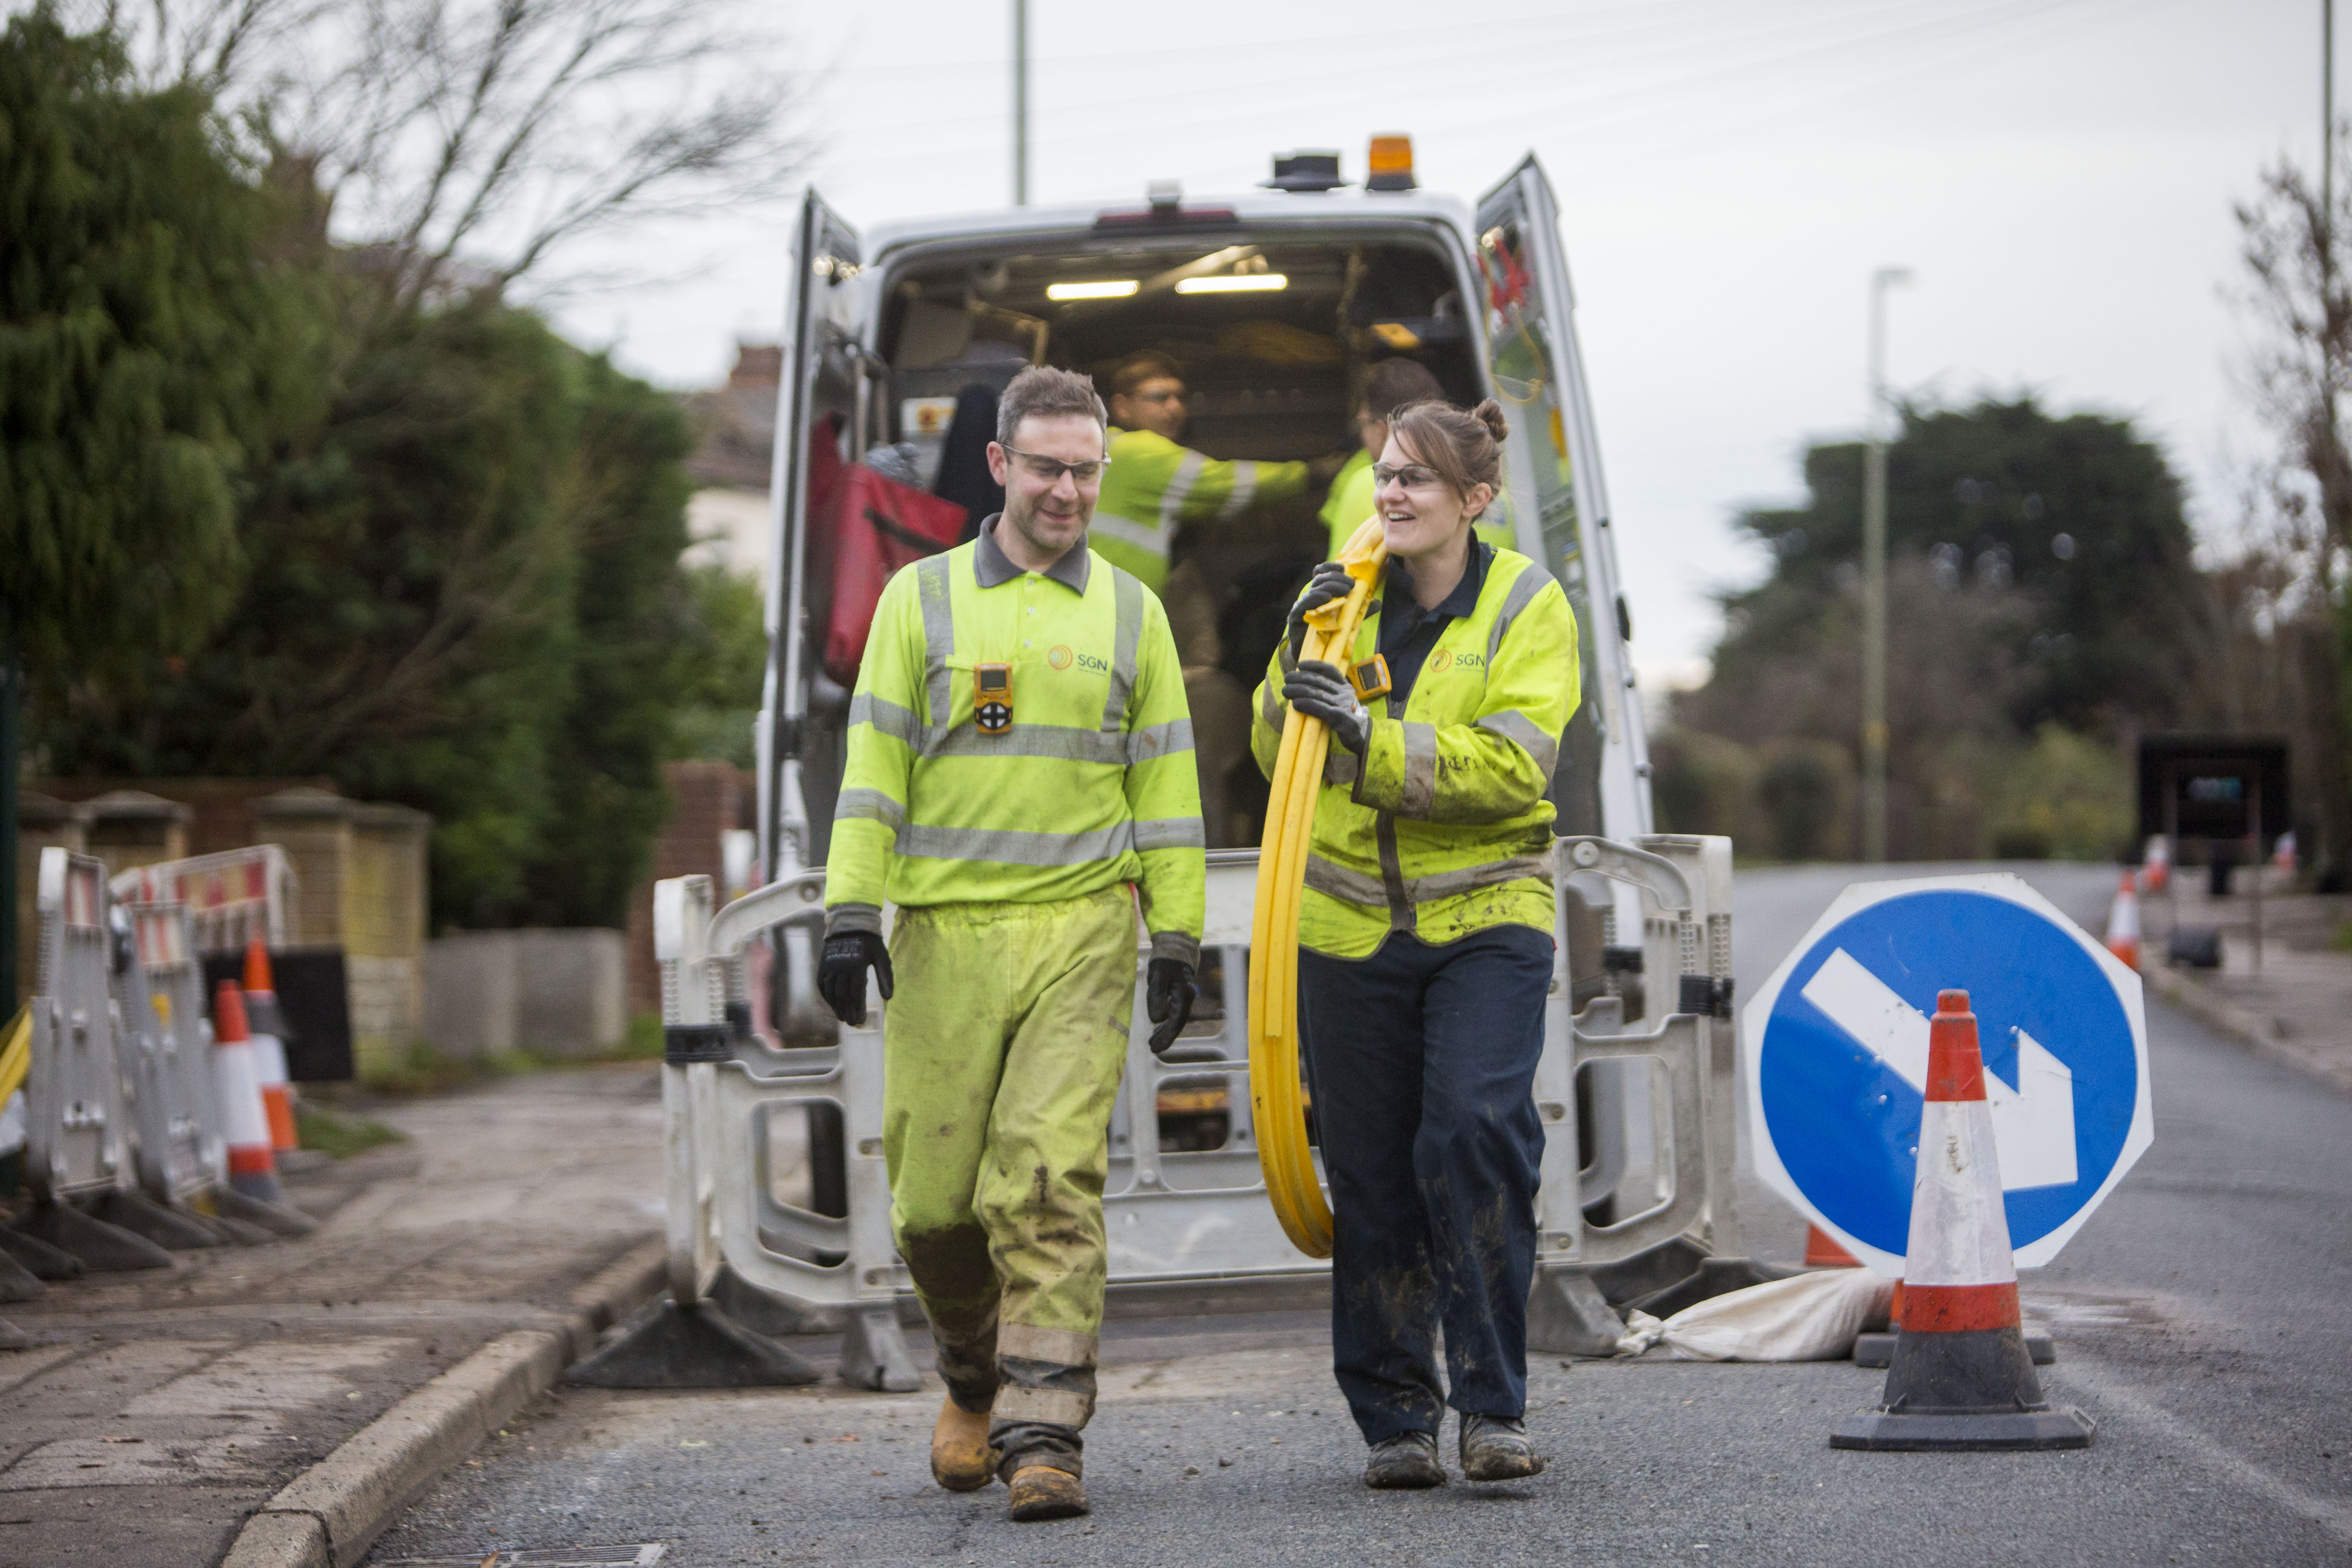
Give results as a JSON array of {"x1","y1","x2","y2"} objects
[
  {"x1": 760, "y1": 139, "x2": 1651, "y2": 857},
  {"x1": 753, "y1": 138, "x2": 1651, "y2": 1212}
]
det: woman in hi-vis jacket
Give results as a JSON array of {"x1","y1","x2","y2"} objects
[{"x1": 1252, "y1": 398, "x2": 1579, "y2": 1490}]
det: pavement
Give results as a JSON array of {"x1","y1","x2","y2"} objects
[
  {"x1": 356, "y1": 861, "x2": 2352, "y2": 1568},
  {"x1": 0, "y1": 1064, "x2": 668, "y2": 1567},
  {"x1": 2133, "y1": 864, "x2": 2352, "y2": 1092}
]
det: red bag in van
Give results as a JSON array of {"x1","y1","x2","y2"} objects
[{"x1": 823, "y1": 464, "x2": 967, "y2": 685}]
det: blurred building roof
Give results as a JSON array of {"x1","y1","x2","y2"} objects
[{"x1": 682, "y1": 343, "x2": 779, "y2": 492}]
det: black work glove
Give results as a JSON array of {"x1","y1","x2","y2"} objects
[
  {"x1": 1286, "y1": 561, "x2": 1357, "y2": 662},
  {"x1": 1283, "y1": 660, "x2": 1372, "y2": 755},
  {"x1": 1145, "y1": 957, "x2": 1197, "y2": 1055},
  {"x1": 818, "y1": 930, "x2": 894, "y2": 1027}
]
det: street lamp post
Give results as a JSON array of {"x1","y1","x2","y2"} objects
[
  {"x1": 1012, "y1": 0, "x2": 1030, "y2": 206},
  {"x1": 1861, "y1": 265, "x2": 1913, "y2": 865}
]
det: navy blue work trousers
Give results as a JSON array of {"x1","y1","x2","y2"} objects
[{"x1": 1298, "y1": 922, "x2": 1554, "y2": 1445}]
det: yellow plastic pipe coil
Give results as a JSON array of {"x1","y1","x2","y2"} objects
[{"x1": 1247, "y1": 519, "x2": 1388, "y2": 1258}]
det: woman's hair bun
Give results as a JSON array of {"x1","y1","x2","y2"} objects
[{"x1": 1472, "y1": 399, "x2": 1510, "y2": 445}]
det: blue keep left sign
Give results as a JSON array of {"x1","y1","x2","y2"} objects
[{"x1": 1741, "y1": 873, "x2": 2154, "y2": 1275}]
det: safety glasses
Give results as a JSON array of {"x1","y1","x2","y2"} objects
[{"x1": 1001, "y1": 445, "x2": 1109, "y2": 485}]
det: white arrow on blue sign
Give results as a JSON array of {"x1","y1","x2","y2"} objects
[{"x1": 1741, "y1": 874, "x2": 2153, "y2": 1275}]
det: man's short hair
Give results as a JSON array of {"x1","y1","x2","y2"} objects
[
  {"x1": 1109, "y1": 351, "x2": 1184, "y2": 399},
  {"x1": 997, "y1": 366, "x2": 1109, "y2": 446},
  {"x1": 1361, "y1": 357, "x2": 1446, "y2": 420}
]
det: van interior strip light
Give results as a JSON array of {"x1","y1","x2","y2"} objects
[
  {"x1": 1046, "y1": 280, "x2": 1139, "y2": 301},
  {"x1": 1174, "y1": 273, "x2": 1288, "y2": 294},
  {"x1": 1246, "y1": 516, "x2": 1387, "y2": 1259}
]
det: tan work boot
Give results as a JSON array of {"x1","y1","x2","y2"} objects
[
  {"x1": 929, "y1": 1395, "x2": 997, "y2": 1492},
  {"x1": 1006, "y1": 1464, "x2": 1088, "y2": 1522}
]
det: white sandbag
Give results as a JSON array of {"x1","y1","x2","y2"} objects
[
  {"x1": 1658, "y1": 1269, "x2": 1894, "y2": 1362},
  {"x1": 1614, "y1": 1309, "x2": 1666, "y2": 1357}
]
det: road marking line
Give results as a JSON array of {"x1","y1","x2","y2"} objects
[{"x1": 2060, "y1": 1346, "x2": 2352, "y2": 1544}]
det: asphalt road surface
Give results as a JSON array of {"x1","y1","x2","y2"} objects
[{"x1": 365, "y1": 864, "x2": 2352, "y2": 1567}]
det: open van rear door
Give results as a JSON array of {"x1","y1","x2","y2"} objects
[
  {"x1": 761, "y1": 190, "x2": 864, "y2": 884},
  {"x1": 758, "y1": 190, "x2": 864, "y2": 1039},
  {"x1": 1475, "y1": 156, "x2": 1652, "y2": 842}
]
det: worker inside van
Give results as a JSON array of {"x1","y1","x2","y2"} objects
[
  {"x1": 1320, "y1": 356, "x2": 1444, "y2": 558},
  {"x1": 1091, "y1": 351, "x2": 1349, "y2": 595}
]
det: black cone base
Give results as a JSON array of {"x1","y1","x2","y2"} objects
[
  {"x1": 0, "y1": 1225, "x2": 84, "y2": 1280},
  {"x1": 1834, "y1": 1325, "x2": 2093, "y2": 1451},
  {"x1": 89, "y1": 1190, "x2": 229, "y2": 1251},
  {"x1": 208, "y1": 1186, "x2": 316, "y2": 1237},
  {"x1": 568, "y1": 1300, "x2": 823, "y2": 1388},
  {"x1": 1855, "y1": 1329, "x2": 2054, "y2": 1368},
  {"x1": 1831, "y1": 1406, "x2": 2094, "y2": 1451},
  {"x1": 13, "y1": 1201, "x2": 173, "y2": 1272}
]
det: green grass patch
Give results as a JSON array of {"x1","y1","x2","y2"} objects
[{"x1": 293, "y1": 1102, "x2": 406, "y2": 1159}]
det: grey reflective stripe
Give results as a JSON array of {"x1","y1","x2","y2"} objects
[
  {"x1": 1259, "y1": 678, "x2": 1286, "y2": 732},
  {"x1": 998, "y1": 1323, "x2": 1098, "y2": 1368},
  {"x1": 848, "y1": 692, "x2": 926, "y2": 749},
  {"x1": 1324, "y1": 748, "x2": 1359, "y2": 787},
  {"x1": 928, "y1": 724, "x2": 1127, "y2": 764},
  {"x1": 1478, "y1": 708, "x2": 1559, "y2": 779},
  {"x1": 835, "y1": 787, "x2": 905, "y2": 830},
  {"x1": 1399, "y1": 722, "x2": 1439, "y2": 818},
  {"x1": 1304, "y1": 845, "x2": 1555, "y2": 909},
  {"x1": 1305, "y1": 854, "x2": 1389, "y2": 906},
  {"x1": 1127, "y1": 717, "x2": 1194, "y2": 761},
  {"x1": 1485, "y1": 564, "x2": 1549, "y2": 670},
  {"x1": 1101, "y1": 570, "x2": 1143, "y2": 731},
  {"x1": 1087, "y1": 511, "x2": 1164, "y2": 557},
  {"x1": 1408, "y1": 848, "x2": 1555, "y2": 901},
  {"x1": 1132, "y1": 815, "x2": 1206, "y2": 850},
  {"x1": 995, "y1": 1385, "x2": 1093, "y2": 1427},
  {"x1": 1159, "y1": 449, "x2": 1207, "y2": 534},
  {"x1": 1217, "y1": 460, "x2": 1259, "y2": 519},
  {"x1": 917, "y1": 554, "x2": 957, "y2": 736},
  {"x1": 893, "y1": 820, "x2": 1135, "y2": 865},
  {"x1": 1377, "y1": 814, "x2": 1412, "y2": 931}
]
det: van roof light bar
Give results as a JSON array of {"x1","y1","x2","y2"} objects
[
  {"x1": 1367, "y1": 134, "x2": 1417, "y2": 192},
  {"x1": 1264, "y1": 150, "x2": 1347, "y2": 193}
]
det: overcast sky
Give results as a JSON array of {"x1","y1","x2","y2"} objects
[{"x1": 549, "y1": 0, "x2": 2331, "y2": 689}]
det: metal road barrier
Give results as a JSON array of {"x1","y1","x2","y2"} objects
[
  {"x1": 14, "y1": 850, "x2": 299, "y2": 1268},
  {"x1": 593, "y1": 831, "x2": 1772, "y2": 1387},
  {"x1": 109, "y1": 845, "x2": 296, "y2": 955},
  {"x1": 26, "y1": 850, "x2": 134, "y2": 1207},
  {"x1": 118, "y1": 901, "x2": 228, "y2": 1210}
]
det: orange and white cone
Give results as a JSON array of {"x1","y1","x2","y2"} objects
[
  {"x1": 2104, "y1": 872, "x2": 2142, "y2": 970},
  {"x1": 2141, "y1": 834, "x2": 2171, "y2": 894},
  {"x1": 210, "y1": 983, "x2": 289, "y2": 1205},
  {"x1": 242, "y1": 939, "x2": 298, "y2": 1152},
  {"x1": 1831, "y1": 989, "x2": 2092, "y2": 1450}
]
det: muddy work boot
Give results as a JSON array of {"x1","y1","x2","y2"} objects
[
  {"x1": 930, "y1": 1395, "x2": 997, "y2": 1492},
  {"x1": 1363, "y1": 1429, "x2": 1446, "y2": 1489},
  {"x1": 1458, "y1": 1413, "x2": 1544, "y2": 1481},
  {"x1": 1007, "y1": 1464, "x2": 1089, "y2": 1521}
]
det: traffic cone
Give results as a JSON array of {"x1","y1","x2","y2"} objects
[
  {"x1": 1805, "y1": 1224, "x2": 1859, "y2": 1266},
  {"x1": 2104, "y1": 872, "x2": 2142, "y2": 970},
  {"x1": 242, "y1": 939, "x2": 299, "y2": 1152},
  {"x1": 1831, "y1": 990, "x2": 2092, "y2": 1450},
  {"x1": 2141, "y1": 834, "x2": 2171, "y2": 894},
  {"x1": 211, "y1": 983, "x2": 289, "y2": 1205}
]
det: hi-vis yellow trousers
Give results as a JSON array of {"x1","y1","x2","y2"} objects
[{"x1": 882, "y1": 886, "x2": 1136, "y2": 1478}]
